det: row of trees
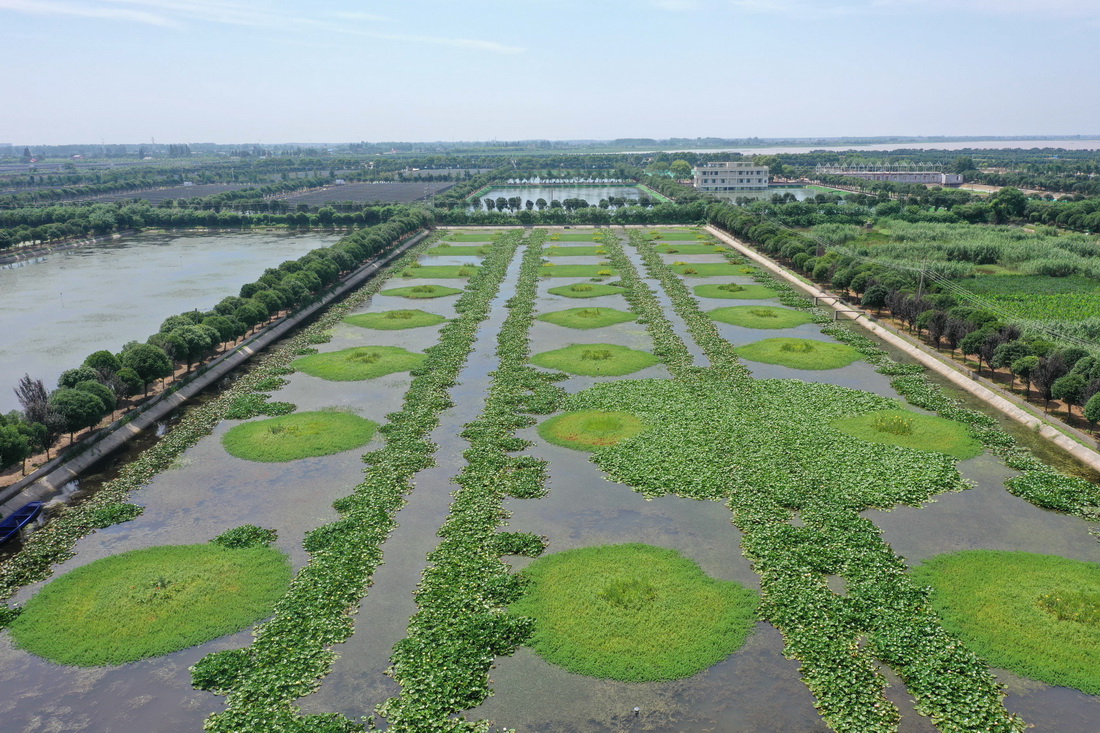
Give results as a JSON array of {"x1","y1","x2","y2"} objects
[
  {"x1": 0, "y1": 210, "x2": 430, "y2": 473},
  {"x1": 481, "y1": 196, "x2": 659, "y2": 212}
]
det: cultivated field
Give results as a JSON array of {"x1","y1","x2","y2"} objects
[{"x1": 281, "y1": 181, "x2": 455, "y2": 206}]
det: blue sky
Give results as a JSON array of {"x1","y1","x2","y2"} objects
[{"x1": 1, "y1": 0, "x2": 1098, "y2": 144}]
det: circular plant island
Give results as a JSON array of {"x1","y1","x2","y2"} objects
[
  {"x1": 709, "y1": 305, "x2": 814, "y2": 330},
  {"x1": 735, "y1": 337, "x2": 862, "y2": 370},
  {"x1": 512, "y1": 544, "x2": 757, "y2": 681},
  {"x1": 536, "y1": 308, "x2": 637, "y2": 330},
  {"x1": 344, "y1": 309, "x2": 446, "y2": 331},
  {"x1": 531, "y1": 344, "x2": 659, "y2": 376},
  {"x1": 538, "y1": 410, "x2": 648, "y2": 450},
  {"x1": 694, "y1": 283, "x2": 778, "y2": 300},
  {"x1": 911, "y1": 551, "x2": 1100, "y2": 694},
  {"x1": 546, "y1": 283, "x2": 626, "y2": 299},
  {"x1": 223, "y1": 411, "x2": 377, "y2": 462},
  {"x1": 8, "y1": 542, "x2": 290, "y2": 666},
  {"x1": 832, "y1": 409, "x2": 983, "y2": 460},
  {"x1": 380, "y1": 284, "x2": 463, "y2": 299},
  {"x1": 293, "y1": 345, "x2": 426, "y2": 381}
]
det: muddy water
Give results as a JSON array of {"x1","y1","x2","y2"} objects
[
  {"x1": 298, "y1": 252, "x2": 522, "y2": 721},
  {"x1": 0, "y1": 230, "x2": 340, "y2": 413}
]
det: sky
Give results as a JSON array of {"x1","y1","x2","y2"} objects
[{"x1": 1, "y1": 0, "x2": 1098, "y2": 145}]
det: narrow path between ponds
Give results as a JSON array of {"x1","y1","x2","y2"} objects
[
  {"x1": 614, "y1": 229, "x2": 710, "y2": 368},
  {"x1": 296, "y1": 238, "x2": 525, "y2": 721}
]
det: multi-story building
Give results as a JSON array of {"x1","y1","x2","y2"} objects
[{"x1": 693, "y1": 161, "x2": 770, "y2": 191}]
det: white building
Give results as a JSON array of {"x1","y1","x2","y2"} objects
[{"x1": 693, "y1": 161, "x2": 769, "y2": 192}]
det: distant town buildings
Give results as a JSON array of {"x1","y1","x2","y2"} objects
[
  {"x1": 693, "y1": 161, "x2": 770, "y2": 192},
  {"x1": 815, "y1": 165, "x2": 963, "y2": 186}
]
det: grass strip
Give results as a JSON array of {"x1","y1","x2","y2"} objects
[
  {"x1": 535, "y1": 307, "x2": 636, "y2": 330},
  {"x1": 512, "y1": 543, "x2": 757, "y2": 681},
  {"x1": 9, "y1": 542, "x2": 290, "y2": 666},
  {"x1": 196, "y1": 231, "x2": 527, "y2": 731},
  {"x1": 292, "y1": 345, "x2": 426, "y2": 381},
  {"x1": 343, "y1": 310, "x2": 446, "y2": 331},
  {"x1": 672, "y1": 262, "x2": 758, "y2": 277},
  {"x1": 222, "y1": 411, "x2": 377, "y2": 462}
]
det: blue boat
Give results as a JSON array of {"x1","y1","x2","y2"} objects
[{"x1": 0, "y1": 501, "x2": 43, "y2": 545}]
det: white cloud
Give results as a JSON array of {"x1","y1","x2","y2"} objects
[
  {"x1": 0, "y1": 0, "x2": 524, "y2": 53},
  {"x1": 731, "y1": 0, "x2": 1100, "y2": 19},
  {"x1": 0, "y1": 0, "x2": 175, "y2": 26}
]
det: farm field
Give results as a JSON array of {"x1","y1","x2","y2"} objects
[
  {"x1": 280, "y1": 181, "x2": 455, "y2": 206},
  {"x1": 0, "y1": 226, "x2": 1098, "y2": 732},
  {"x1": 77, "y1": 183, "x2": 256, "y2": 203}
]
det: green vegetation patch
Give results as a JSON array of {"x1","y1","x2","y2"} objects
[
  {"x1": 656, "y1": 244, "x2": 728, "y2": 255},
  {"x1": 694, "y1": 283, "x2": 778, "y2": 300},
  {"x1": 911, "y1": 551, "x2": 1100, "y2": 694},
  {"x1": 344, "y1": 309, "x2": 446, "y2": 331},
  {"x1": 511, "y1": 544, "x2": 758, "y2": 681},
  {"x1": 961, "y1": 274, "x2": 1100, "y2": 322},
  {"x1": 538, "y1": 410, "x2": 648, "y2": 450},
  {"x1": 546, "y1": 232, "x2": 603, "y2": 242},
  {"x1": 547, "y1": 283, "x2": 626, "y2": 299},
  {"x1": 536, "y1": 307, "x2": 636, "y2": 330},
  {"x1": 222, "y1": 411, "x2": 378, "y2": 462},
  {"x1": 538, "y1": 265, "x2": 618, "y2": 278},
  {"x1": 8, "y1": 543, "x2": 290, "y2": 666},
  {"x1": 424, "y1": 245, "x2": 489, "y2": 256},
  {"x1": 380, "y1": 284, "x2": 463, "y2": 299},
  {"x1": 293, "y1": 345, "x2": 426, "y2": 381},
  {"x1": 736, "y1": 337, "x2": 863, "y2": 370},
  {"x1": 543, "y1": 246, "x2": 609, "y2": 257},
  {"x1": 709, "y1": 305, "x2": 814, "y2": 330},
  {"x1": 672, "y1": 263, "x2": 753, "y2": 277},
  {"x1": 531, "y1": 344, "x2": 659, "y2": 376},
  {"x1": 398, "y1": 265, "x2": 479, "y2": 278},
  {"x1": 647, "y1": 229, "x2": 700, "y2": 240},
  {"x1": 832, "y1": 409, "x2": 984, "y2": 460},
  {"x1": 444, "y1": 231, "x2": 502, "y2": 242}
]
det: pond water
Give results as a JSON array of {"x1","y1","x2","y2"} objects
[
  {"x1": 473, "y1": 186, "x2": 645, "y2": 210},
  {"x1": 0, "y1": 230, "x2": 340, "y2": 412}
]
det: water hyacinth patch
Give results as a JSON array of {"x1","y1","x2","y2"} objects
[
  {"x1": 546, "y1": 283, "x2": 627, "y2": 299},
  {"x1": 708, "y1": 305, "x2": 814, "y2": 329},
  {"x1": 735, "y1": 337, "x2": 863, "y2": 370},
  {"x1": 221, "y1": 411, "x2": 378, "y2": 462}
]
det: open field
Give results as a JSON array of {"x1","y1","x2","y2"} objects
[
  {"x1": 1, "y1": 226, "x2": 1097, "y2": 733},
  {"x1": 281, "y1": 182, "x2": 455, "y2": 205}
]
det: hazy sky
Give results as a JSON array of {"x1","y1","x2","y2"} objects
[{"x1": 2, "y1": 0, "x2": 1098, "y2": 145}]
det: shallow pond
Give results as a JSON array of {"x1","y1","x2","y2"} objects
[{"x1": 0, "y1": 230, "x2": 340, "y2": 412}]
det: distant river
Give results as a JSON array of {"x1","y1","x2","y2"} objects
[
  {"x1": 621, "y1": 139, "x2": 1100, "y2": 155},
  {"x1": 0, "y1": 230, "x2": 340, "y2": 413}
]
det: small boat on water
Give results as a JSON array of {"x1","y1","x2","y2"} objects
[{"x1": 0, "y1": 501, "x2": 44, "y2": 546}]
